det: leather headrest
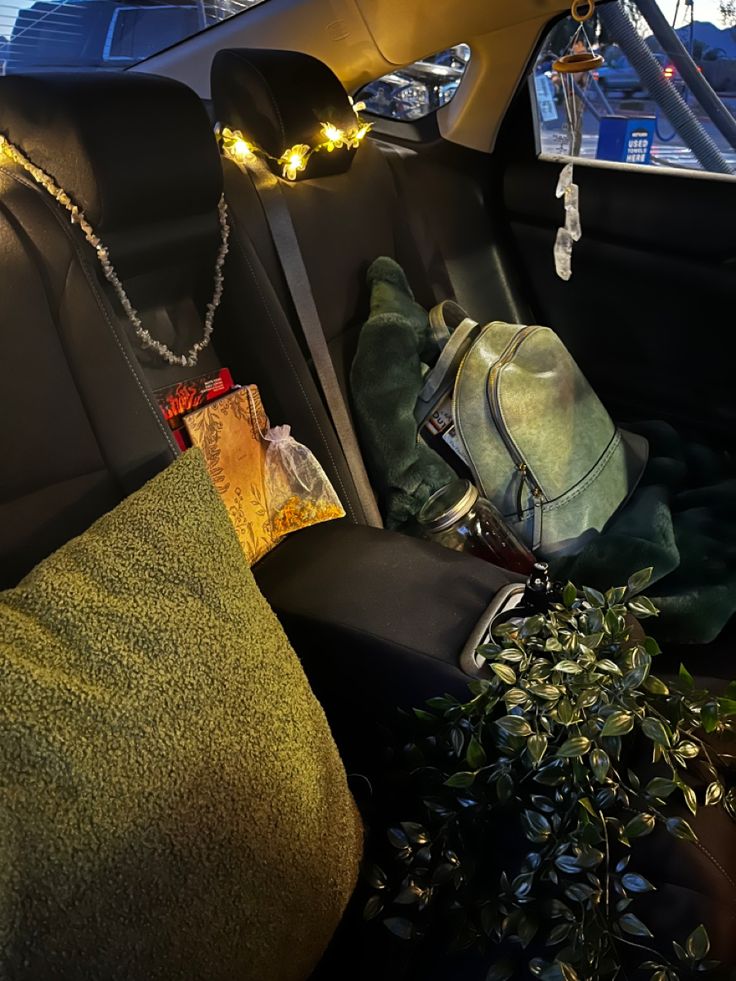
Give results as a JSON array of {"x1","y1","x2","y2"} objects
[
  {"x1": 0, "y1": 72, "x2": 222, "y2": 233},
  {"x1": 211, "y1": 49, "x2": 359, "y2": 181}
]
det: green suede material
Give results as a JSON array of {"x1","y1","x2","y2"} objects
[
  {"x1": 350, "y1": 257, "x2": 455, "y2": 529},
  {"x1": 454, "y1": 322, "x2": 641, "y2": 554},
  {"x1": 456, "y1": 325, "x2": 616, "y2": 506},
  {"x1": 554, "y1": 421, "x2": 736, "y2": 645},
  {"x1": 0, "y1": 449, "x2": 363, "y2": 980}
]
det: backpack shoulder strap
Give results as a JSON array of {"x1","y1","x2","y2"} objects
[{"x1": 416, "y1": 306, "x2": 482, "y2": 428}]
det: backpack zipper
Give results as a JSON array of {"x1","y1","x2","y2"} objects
[
  {"x1": 486, "y1": 327, "x2": 545, "y2": 536},
  {"x1": 452, "y1": 324, "x2": 545, "y2": 549}
]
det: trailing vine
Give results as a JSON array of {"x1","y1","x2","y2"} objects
[{"x1": 363, "y1": 569, "x2": 736, "y2": 980}]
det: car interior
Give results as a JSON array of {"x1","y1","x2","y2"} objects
[{"x1": 1, "y1": 0, "x2": 735, "y2": 977}]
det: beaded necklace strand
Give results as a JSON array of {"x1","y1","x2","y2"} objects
[{"x1": 0, "y1": 135, "x2": 229, "y2": 368}]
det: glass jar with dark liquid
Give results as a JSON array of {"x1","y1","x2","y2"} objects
[{"x1": 418, "y1": 479, "x2": 536, "y2": 575}]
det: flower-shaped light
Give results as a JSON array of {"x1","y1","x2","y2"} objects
[
  {"x1": 345, "y1": 122, "x2": 372, "y2": 150},
  {"x1": 320, "y1": 122, "x2": 346, "y2": 152},
  {"x1": 279, "y1": 144, "x2": 311, "y2": 181},
  {"x1": 221, "y1": 127, "x2": 256, "y2": 164}
]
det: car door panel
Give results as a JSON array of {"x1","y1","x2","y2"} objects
[{"x1": 497, "y1": 93, "x2": 736, "y2": 446}]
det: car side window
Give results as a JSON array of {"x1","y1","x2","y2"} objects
[
  {"x1": 531, "y1": 0, "x2": 736, "y2": 177},
  {"x1": 355, "y1": 45, "x2": 470, "y2": 122},
  {"x1": 0, "y1": 0, "x2": 269, "y2": 71}
]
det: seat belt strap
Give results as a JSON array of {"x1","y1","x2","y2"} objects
[{"x1": 246, "y1": 157, "x2": 383, "y2": 528}]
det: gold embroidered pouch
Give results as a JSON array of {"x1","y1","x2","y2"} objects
[{"x1": 184, "y1": 386, "x2": 277, "y2": 564}]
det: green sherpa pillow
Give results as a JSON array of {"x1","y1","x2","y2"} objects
[{"x1": 0, "y1": 449, "x2": 363, "y2": 980}]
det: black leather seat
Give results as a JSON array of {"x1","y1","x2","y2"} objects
[
  {"x1": 209, "y1": 49, "x2": 533, "y2": 396},
  {"x1": 0, "y1": 67, "x2": 515, "y2": 736},
  {"x1": 210, "y1": 48, "x2": 442, "y2": 397},
  {"x1": 0, "y1": 72, "x2": 213, "y2": 587}
]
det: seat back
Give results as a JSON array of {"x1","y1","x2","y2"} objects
[
  {"x1": 0, "y1": 72, "x2": 226, "y2": 586},
  {"x1": 210, "y1": 49, "x2": 450, "y2": 393}
]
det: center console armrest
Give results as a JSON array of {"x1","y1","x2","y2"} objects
[{"x1": 254, "y1": 522, "x2": 522, "y2": 747}]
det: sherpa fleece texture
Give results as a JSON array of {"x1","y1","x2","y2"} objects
[
  {"x1": 350, "y1": 256, "x2": 456, "y2": 529},
  {"x1": 554, "y1": 420, "x2": 736, "y2": 645},
  {"x1": 0, "y1": 448, "x2": 363, "y2": 980}
]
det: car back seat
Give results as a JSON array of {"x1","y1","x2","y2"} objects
[
  {"x1": 0, "y1": 72, "x2": 215, "y2": 586},
  {"x1": 211, "y1": 48, "x2": 441, "y2": 398},
  {"x1": 209, "y1": 47, "x2": 532, "y2": 405},
  {"x1": 0, "y1": 68, "x2": 517, "y2": 714},
  {"x1": 0, "y1": 68, "x2": 733, "y2": 981}
]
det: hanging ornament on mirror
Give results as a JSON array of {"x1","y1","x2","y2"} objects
[{"x1": 552, "y1": 0, "x2": 604, "y2": 281}]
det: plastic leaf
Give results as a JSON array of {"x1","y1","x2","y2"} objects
[
  {"x1": 624, "y1": 813, "x2": 655, "y2": 838},
  {"x1": 557, "y1": 736, "x2": 591, "y2": 758},
  {"x1": 486, "y1": 959, "x2": 515, "y2": 981},
  {"x1": 622, "y1": 873, "x2": 655, "y2": 894},
  {"x1": 705, "y1": 781, "x2": 723, "y2": 806},
  {"x1": 678, "y1": 662, "x2": 695, "y2": 689},
  {"x1": 601, "y1": 711, "x2": 634, "y2": 736},
  {"x1": 444, "y1": 771, "x2": 476, "y2": 789},
  {"x1": 466, "y1": 735, "x2": 487, "y2": 770},
  {"x1": 590, "y1": 748, "x2": 610, "y2": 782},
  {"x1": 666, "y1": 816, "x2": 698, "y2": 843},
  {"x1": 528, "y1": 733, "x2": 549, "y2": 766},
  {"x1": 619, "y1": 913, "x2": 653, "y2": 938},
  {"x1": 686, "y1": 924, "x2": 710, "y2": 960},
  {"x1": 383, "y1": 917, "x2": 415, "y2": 940},
  {"x1": 645, "y1": 777, "x2": 676, "y2": 799},
  {"x1": 583, "y1": 586, "x2": 605, "y2": 608},
  {"x1": 363, "y1": 895, "x2": 384, "y2": 920},
  {"x1": 496, "y1": 715, "x2": 533, "y2": 737},
  {"x1": 491, "y1": 663, "x2": 516, "y2": 685},
  {"x1": 641, "y1": 717, "x2": 671, "y2": 747},
  {"x1": 627, "y1": 568, "x2": 653, "y2": 595}
]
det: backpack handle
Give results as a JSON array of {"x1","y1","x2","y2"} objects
[
  {"x1": 416, "y1": 304, "x2": 481, "y2": 428},
  {"x1": 429, "y1": 300, "x2": 476, "y2": 350}
]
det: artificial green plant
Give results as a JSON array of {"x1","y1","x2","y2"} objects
[{"x1": 364, "y1": 569, "x2": 736, "y2": 980}]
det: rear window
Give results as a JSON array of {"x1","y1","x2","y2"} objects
[
  {"x1": 355, "y1": 45, "x2": 471, "y2": 122},
  {"x1": 0, "y1": 0, "x2": 268, "y2": 71}
]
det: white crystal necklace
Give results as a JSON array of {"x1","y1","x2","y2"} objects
[{"x1": 0, "y1": 135, "x2": 229, "y2": 368}]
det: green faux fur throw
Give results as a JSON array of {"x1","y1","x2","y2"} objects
[
  {"x1": 555, "y1": 420, "x2": 736, "y2": 645},
  {"x1": 351, "y1": 257, "x2": 455, "y2": 529}
]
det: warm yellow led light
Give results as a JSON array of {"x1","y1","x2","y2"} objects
[
  {"x1": 279, "y1": 144, "x2": 311, "y2": 181},
  {"x1": 345, "y1": 122, "x2": 372, "y2": 149},
  {"x1": 219, "y1": 107, "x2": 371, "y2": 181},
  {"x1": 220, "y1": 126, "x2": 257, "y2": 165},
  {"x1": 320, "y1": 122, "x2": 346, "y2": 151},
  {"x1": 231, "y1": 138, "x2": 255, "y2": 161}
]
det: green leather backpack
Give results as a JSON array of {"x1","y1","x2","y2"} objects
[{"x1": 415, "y1": 301, "x2": 648, "y2": 557}]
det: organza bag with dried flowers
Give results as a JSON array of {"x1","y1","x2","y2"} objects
[{"x1": 264, "y1": 426, "x2": 345, "y2": 538}]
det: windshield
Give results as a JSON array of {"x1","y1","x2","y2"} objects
[{"x1": 0, "y1": 0, "x2": 267, "y2": 71}]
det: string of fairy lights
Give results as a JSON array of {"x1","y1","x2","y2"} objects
[{"x1": 218, "y1": 98, "x2": 372, "y2": 180}]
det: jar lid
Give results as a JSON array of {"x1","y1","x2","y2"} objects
[{"x1": 418, "y1": 479, "x2": 479, "y2": 532}]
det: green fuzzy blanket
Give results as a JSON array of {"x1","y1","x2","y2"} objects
[
  {"x1": 350, "y1": 258, "x2": 456, "y2": 529},
  {"x1": 351, "y1": 257, "x2": 736, "y2": 645},
  {"x1": 554, "y1": 420, "x2": 736, "y2": 645}
]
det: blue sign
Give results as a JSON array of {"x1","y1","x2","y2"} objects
[
  {"x1": 534, "y1": 73, "x2": 559, "y2": 123},
  {"x1": 596, "y1": 116, "x2": 656, "y2": 165}
]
